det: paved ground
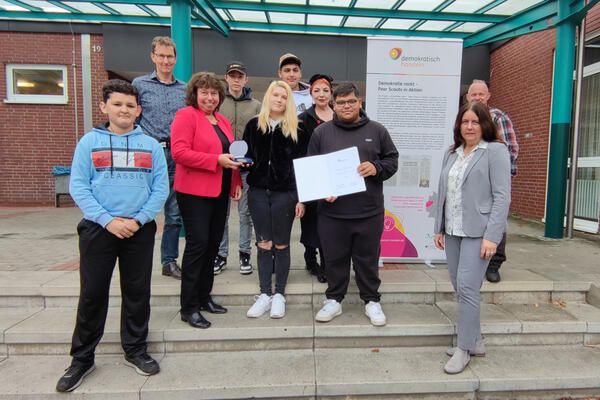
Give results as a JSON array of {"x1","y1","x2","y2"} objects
[{"x1": 0, "y1": 206, "x2": 599, "y2": 282}]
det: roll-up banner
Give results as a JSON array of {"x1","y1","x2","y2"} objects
[{"x1": 365, "y1": 37, "x2": 463, "y2": 263}]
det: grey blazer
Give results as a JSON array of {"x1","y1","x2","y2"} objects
[{"x1": 434, "y1": 141, "x2": 511, "y2": 244}]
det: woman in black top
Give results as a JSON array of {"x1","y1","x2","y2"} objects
[
  {"x1": 243, "y1": 80, "x2": 307, "y2": 319},
  {"x1": 298, "y1": 74, "x2": 334, "y2": 283}
]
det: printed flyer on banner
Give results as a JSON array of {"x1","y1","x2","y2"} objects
[{"x1": 365, "y1": 37, "x2": 462, "y2": 263}]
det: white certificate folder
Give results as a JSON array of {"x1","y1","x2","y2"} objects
[{"x1": 293, "y1": 146, "x2": 366, "y2": 203}]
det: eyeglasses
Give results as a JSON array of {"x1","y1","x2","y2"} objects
[
  {"x1": 335, "y1": 99, "x2": 359, "y2": 107},
  {"x1": 153, "y1": 53, "x2": 175, "y2": 61}
]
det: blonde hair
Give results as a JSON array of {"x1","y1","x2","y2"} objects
[{"x1": 257, "y1": 80, "x2": 298, "y2": 142}]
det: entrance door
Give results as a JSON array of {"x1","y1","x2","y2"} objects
[{"x1": 572, "y1": 62, "x2": 600, "y2": 233}]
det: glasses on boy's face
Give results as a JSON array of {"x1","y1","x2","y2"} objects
[
  {"x1": 153, "y1": 53, "x2": 175, "y2": 61},
  {"x1": 335, "y1": 99, "x2": 359, "y2": 107}
]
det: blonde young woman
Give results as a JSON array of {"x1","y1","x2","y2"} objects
[{"x1": 243, "y1": 81, "x2": 307, "y2": 319}]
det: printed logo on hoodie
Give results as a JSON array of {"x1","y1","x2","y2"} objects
[{"x1": 91, "y1": 147, "x2": 153, "y2": 172}]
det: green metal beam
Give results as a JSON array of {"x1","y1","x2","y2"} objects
[
  {"x1": 0, "y1": 9, "x2": 210, "y2": 26},
  {"x1": 339, "y1": 0, "x2": 357, "y2": 28},
  {"x1": 47, "y1": 0, "x2": 82, "y2": 13},
  {"x1": 171, "y1": 0, "x2": 193, "y2": 82},
  {"x1": 463, "y1": 1, "x2": 557, "y2": 46},
  {"x1": 4, "y1": 0, "x2": 41, "y2": 12},
  {"x1": 374, "y1": 0, "x2": 405, "y2": 29},
  {"x1": 137, "y1": 4, "x2": 158, "y2": 17},
  {"x1": 443, "y1": 0, "x2": 507, "y2": 32},
  {"x1": 409, "y1": 0, "x2": 454, "y2": 31},
  {"x1": 92, "y1": 2, "x2": 120, "y2": 15},
  {"x1": 211, "y1": 0, "x2": 505, "y2": 23},
  {"x1": 227, "y1": 20, "x2": 467, "y2": 39},
  {"x1": 545, "y1": 0, "x2": 578, "y2": 238},
  {"x1": 56, "y1": 0, "x2": 168, "y2": 4},
  {"x1": 190, "y1": 0, "x2": 229, "y2": 36}
]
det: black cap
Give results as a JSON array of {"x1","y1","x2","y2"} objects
[
  {"x1": 226, "y1": 61, "x2": 247, "y2": 75},
  {"x1": 279, "y1": 53, "x2": 302, "y2": 69},
  {"x1": 309, "y1": 73, "x2": 333, "y2": 86}
]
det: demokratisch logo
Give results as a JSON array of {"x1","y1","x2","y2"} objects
[{"x1": 389, "y1": 47, "x2": 403, "y2": 60}]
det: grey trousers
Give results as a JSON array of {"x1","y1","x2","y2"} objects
[{"x1": 444, "y1": 235, "x2": 490, "y2": 352}]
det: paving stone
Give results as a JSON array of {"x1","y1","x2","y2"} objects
[
  {"x1": 0, "y1": 354, "x2": 148, "y2": 399},
  {"x1": 533, "y1": 268, "x2": 592, "y2": 291},
  {"x1": 315, "y1": 347, "x2": 478, "y2": 396},
  {"x1": 436, "y1": 301, "x2": 522, "y2": 334},
  {"x1": 473, "y1": 346, "x2": 600, "y2": 392},
  {"x1": 314, "y1": 303, "x2": 452, "y2": 338},
  {"x1": 4, "y1": 307, "x2": 177, "y2": 344},
  {"x1": 164, "y1": 305, "x2": 314, "y2": 342},
  {"x1": 0, "y1": 307, "x2": 42, "y2": 342},
  {"x1": 0, "y1": 271, "x2": 71, "y2": 296},
  {"x1": 141, "y1": 350, "x2": 315, "y2": 399},
  {"x1": 563, "y1": 302, "x2": 600, "y2": 332},
  {"x1": 500, "y1": 304, "x2": 586, "y2": 333},
  {"x1": 379, "y1": 270, "x2": 436, "y2": 292}
]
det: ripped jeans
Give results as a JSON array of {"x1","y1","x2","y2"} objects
[{"x1": 248, "y1": 187, "x2": 297, "y2": 296}]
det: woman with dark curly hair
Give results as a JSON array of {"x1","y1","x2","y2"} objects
[
  {"x1": 434, "y1": 101, "x2": 511, "y2": 374},
  {"x1": 171, "y1": 72, "x2": 243, "y2": 329}
]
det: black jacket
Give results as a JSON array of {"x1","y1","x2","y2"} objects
[
  {"x1": 298, "y1": 105, "x2": 328, "y2": 138},
  {"x1": 243, "y1": 116, "x2": 308, "y2": 191},
  {"x1": 307, "y1": 110, "x2": 399, "y2": 218}
]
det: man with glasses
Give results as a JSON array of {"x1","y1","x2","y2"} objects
[
  {"x1": 307, "y1": 83, "x2": 398, "y2": 326},
  {"x1": 133, "y1": 36, "x2": 186, "y2": 280}
]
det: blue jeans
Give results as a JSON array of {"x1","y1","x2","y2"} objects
[
  {"x1": 161, "y1": 149, "x2": 182, "y2": 266},
  {"x1": 218, "y1": 171, "x2": 253, "y2": 257}
]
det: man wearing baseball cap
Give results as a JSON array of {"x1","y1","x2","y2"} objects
[
  {"x1": 214, "y1": 61, "x2": 262, "y2": 276},
  {"x1": 278, "y1": 53, "x2": 312, "y2": 114}
]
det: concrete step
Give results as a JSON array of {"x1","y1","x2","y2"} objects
[
  {"x1": 1, "y1": 345, "x2": 600, "y2": 399},
  {"x1": 3, "y1": 302, "x2": 600, "y2": 355},
  {"x1": 0, "y1": 267, "x2": 592, "y2": 308}
]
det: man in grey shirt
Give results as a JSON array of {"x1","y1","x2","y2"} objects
[{"x1": 132, "y1": 36, "x2": 186, "y2": 280}]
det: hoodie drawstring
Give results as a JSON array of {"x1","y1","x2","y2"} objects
[
  {"x1": 109, "y1": 135, "x2": 113, "y2": 177},
  {"x1": 126, "y1": 136, "x2": 129, "y2": 167}
]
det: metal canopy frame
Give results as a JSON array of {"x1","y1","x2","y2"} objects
[
  {"x1": 0, "y1": 0, "x2": 596, "y2": 46},
  {"x1": 2, "y1": 0, "x2": 600, "y2": 239}
]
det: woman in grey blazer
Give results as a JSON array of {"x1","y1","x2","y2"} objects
[{"x1": 434, "y1": 101, "x2": 511, "y2": 374}]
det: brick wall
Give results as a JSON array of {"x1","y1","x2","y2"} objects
[
  {"x1": 489, "y1": 3, "x2": 600, "y2": 220},
  {"x1": 0, "y1": 32, "x2": 107, "y2": 205}
]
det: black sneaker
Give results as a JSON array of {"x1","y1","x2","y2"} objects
[
  {"x1": 56, "y1": 363, "x2": 95, "y2": 392},
  {"x1": 124, "y1": 353, "x2": 160, "y2": 376},
  {"x1": 213, "y1": 255, "x2": 227, "y2": 275},
  {"x1": 239, "y1": 252, "x2": 253, "y2": 275}
]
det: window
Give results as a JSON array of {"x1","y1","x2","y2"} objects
[{"x1": 5, "y1": 64, "x2": 68, "y2": 104}]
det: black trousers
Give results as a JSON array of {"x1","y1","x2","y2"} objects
[
  {"x1": 488, "y1": 232, "x2": 507, "y2": 270},
  {"x1": 177, "y1": 192, "x2": 228, "y2": 315},
  {"x1": 248, "y1": 187, "x2": 297, "y2": 296},
  {"x1": 70, "y1": 219, "x2": 156, "y2": 367},
  {"x1": 318, "y1": 213, "x2": 384, "y2": 303}
]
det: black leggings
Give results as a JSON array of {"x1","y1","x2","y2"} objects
[
  {"x1": 248, "y1": 187, "x2": 297, "y2": 295},
  {"x1": 177, "y1": 192, "x2": 228, "y2": 315}
]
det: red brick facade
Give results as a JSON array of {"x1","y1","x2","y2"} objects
[
  {"x1": 489, "y1": 3, "x2": 600, "y2": 220},
  {"x1": 0, "y1": 32, "x2": 107, "y2": 205}
]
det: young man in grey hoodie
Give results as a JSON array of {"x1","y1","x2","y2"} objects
[{"x1": 214, "y1": 61, "x2": 262, "y2": 275}]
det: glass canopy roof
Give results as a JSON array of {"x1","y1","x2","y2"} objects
[{"x1": 0, "y1": 0, "x2": 596, "y2": 47}]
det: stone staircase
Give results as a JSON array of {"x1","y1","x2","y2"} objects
[{"x1": 1, "y1": 267, "x2": 600, "y2": 399}]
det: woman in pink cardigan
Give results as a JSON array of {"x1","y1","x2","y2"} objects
[{"x1": 171, "y1": 72, "x2": 242, "y2": 329}]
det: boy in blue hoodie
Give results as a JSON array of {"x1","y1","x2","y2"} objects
[{"x1": 56, "y1": 80, "x2": 169, "y2": 393}]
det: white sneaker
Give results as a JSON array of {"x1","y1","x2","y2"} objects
[
  {"x1": 315, "y1": 299, "x2": 342, "y2": 322},
  {"x1": 246, "y1": 294, "x2": 272, "y2": 318},
  {"x1": 365, "y1": 301, "x2": 386, "y2": 326},
  {"x1": 270, "y1": 293, "x2": 286, "y2": 318}
]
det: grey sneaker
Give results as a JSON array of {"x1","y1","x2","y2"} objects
[
  {"x1": 239, "y1": 252, "x2": 253, "y2": 275},
  {"x1": 446, "y1": 339, "x2": 485, "y2": 357},
  {"x1": 444, "y1": 348, "x2": 470, "y2": 374}
]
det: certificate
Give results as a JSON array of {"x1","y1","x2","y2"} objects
[{"x1": 293, "y1": 147, "x2": 366, "y2": 202}]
